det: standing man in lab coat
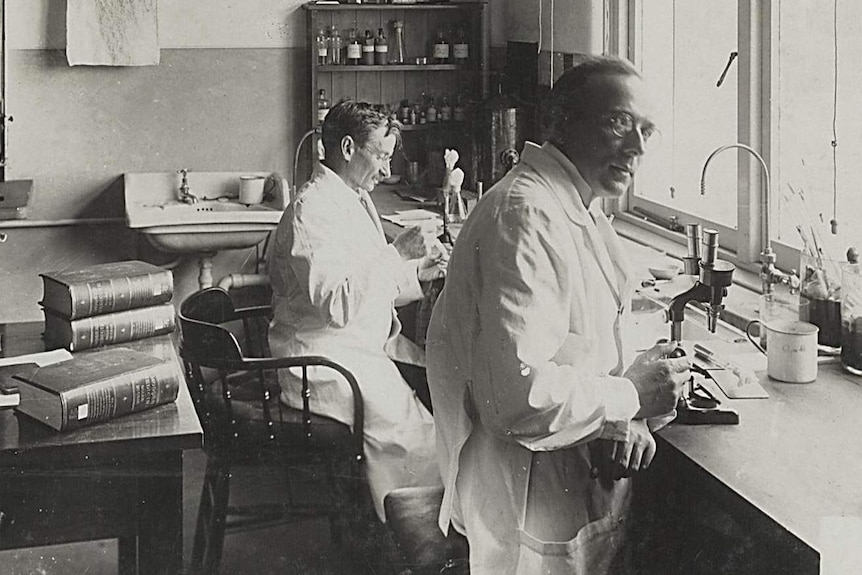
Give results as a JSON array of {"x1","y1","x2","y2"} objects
[
  {"x1": 426, "y1": 56, "x2": 690, "y2": 573},
  {"x1": 268, "y1": 101, "x2": 446, "y2": 523}
]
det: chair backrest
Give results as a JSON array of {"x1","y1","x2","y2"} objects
[{"x1": 179, "y1": 287, "x2": 252, "y2": 366}]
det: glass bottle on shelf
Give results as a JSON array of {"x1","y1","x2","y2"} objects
[
  {"x1": 391, "y1": 20, "x2": 406, "y2": 64},
  {"x1": 328, "y1": 25, "x2": 343, "y2": 65},
  {"x1": 399, "y1": 99, "x2": 411, "y2": 124},
  {"x1": 316, "y1": 28, "x2": 329, "y2": 65},
  {"x1": 433, "y1": 30, "x2": 450, "y2": 64},
  {"x1": 346, "y1": 28, "x2": 361, "y2": 65},
  {"x1": 453, "y1": 27, "x2": 469, "y2": 64},
  {"x1": 362, "y1": 30, "x2": 376, "y2": 65},
  {"x1": 375, "y1": 27, "x2": 389, "y2": 66},
  {"x1": 317, "y1": 89, "x2": 331, "y2": 124},
  {"x1": 426, "y1": 95, "x2": 438, "y2": 123},
  {"x1": 453, "y1": 93, "x2": 465, "y2": 122},
  {"x1": 439, "y1": 96, "x2": 452, "y2": 122}
]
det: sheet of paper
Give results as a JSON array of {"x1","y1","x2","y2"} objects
[{"x1": 0, "y1": 348, "x2": 73, "y2": 368}]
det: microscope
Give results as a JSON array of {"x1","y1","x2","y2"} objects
[{"x1": 667, "y1": 224, "x2": 739, "y2": 425}]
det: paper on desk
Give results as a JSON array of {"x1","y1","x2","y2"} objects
[
  {"x1": 0, "y1": 349, "x2": 72, "y2": 408},
  {"x1": 0, "y1": 348, "x2": 73, "y2": 368},
  {"x1": 380, "y1": 210, "x2": 442, "y2": 230},
  {"x1": 689, "y1": 340, "x2": 769, "y2": 399}
]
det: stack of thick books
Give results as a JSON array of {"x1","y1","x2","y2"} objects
[{"x1": 39, "y1": 260, "x2": 175, "y2": 352}]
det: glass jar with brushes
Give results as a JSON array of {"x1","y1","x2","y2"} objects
[{"x1": 799, "y1": 250, "x2": 843, "y2": 351}]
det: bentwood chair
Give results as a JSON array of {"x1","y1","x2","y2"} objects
[{"x1": 178, "y1": 287, "x2": 366, "y2": 574}]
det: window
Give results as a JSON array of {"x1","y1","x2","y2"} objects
[{"x1": 623, "y1": 1, "x2": 862, "y2": 274}]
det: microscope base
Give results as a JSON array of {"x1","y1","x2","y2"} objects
[{"x1": 675, "y1": 404, "x2": 739, "y2": 425}]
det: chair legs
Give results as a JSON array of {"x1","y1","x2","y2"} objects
[{"x1": 190, "y1": 456, "x2": 232, "y2": 575}]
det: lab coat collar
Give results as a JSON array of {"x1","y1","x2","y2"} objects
[
  {"x1": 520, "y1": 142, "x2": 635, "y2": 306},
  {"x1": 309, "y1": 163, "x2": 386, "y2": 246}
]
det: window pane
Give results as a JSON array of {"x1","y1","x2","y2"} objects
[
  {"x1": 777, "y1": 2, "x2": 862, "y2": 260},
  {"x1": 635, "y1": 0, "x2": 738, "y2": 229}
]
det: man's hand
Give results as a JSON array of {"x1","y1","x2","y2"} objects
[
  {"x1": 624, "y1": 341, "x2": 689, "y2": 419},
  {"x1": 589, "y1": 420, "x2": 656, "y2": 484},
  {"x1": 392, "y1": 226, "x2": 428, "y2": 260}
]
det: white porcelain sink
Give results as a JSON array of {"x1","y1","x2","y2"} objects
[{"x1": 124, "y1": 171, "x2": 287, "y2": 253}]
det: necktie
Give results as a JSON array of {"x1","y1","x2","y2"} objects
[{"x1": 357, "y1": 187, "x2": 385, "y2": 240}]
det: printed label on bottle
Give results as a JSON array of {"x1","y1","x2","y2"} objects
[
  {"x1": 318, "y1": 109, "x2": 329, "y2": 123},
  {"x1": 318, "y1": 48, "x2": 328, "y2": 57},
  {"x1": 433, "y1": 44, "x2": 450, "y2": 60},
  {"x1": 454, "y1": 44, "x2": 469, "y2": 60},
  {"x1": 362, "y1": 45, "x2": 375, "y2": 53},
  {"x1": 375, "y1": 45, "x2": 389, "y2": 53},
  {"x1": 347, "y1": 44, "x2": 361, "y2": 59}
]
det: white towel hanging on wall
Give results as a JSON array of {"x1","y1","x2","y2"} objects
[{"x1": 66, "y1": 0, "x2": 159, "y2": 66}]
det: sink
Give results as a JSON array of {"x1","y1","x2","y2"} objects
[
  {"x1": 124, "y1": 171, "x2": 287, "y2": 288},
  {"x1": 124, "y1": 171, "x2": 286, "y2": 253}
]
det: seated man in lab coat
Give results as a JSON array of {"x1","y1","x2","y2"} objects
[
  {"x1": 426, "y1": 56, "x2": 691, "y2": 574},
  {"x1": 268, "y1": 100, "x2": 446, "y2": 522}
]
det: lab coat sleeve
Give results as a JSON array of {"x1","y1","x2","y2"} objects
[
  {"x1": 289, "y1": 199, "x2": 412, "y2": 327},
  {"x1": 471, "y1": 201, "x2": 639, "y2": 451}
]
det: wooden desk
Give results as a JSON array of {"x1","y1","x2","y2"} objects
[{"x1": 0, "y1": 322, "x2": 203, "y2": 574}]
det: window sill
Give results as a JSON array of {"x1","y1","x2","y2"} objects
[{"x1": 613, "y1": 216, "x2": 796, "y2": 334}]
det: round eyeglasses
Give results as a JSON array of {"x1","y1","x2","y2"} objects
[{"x1": 600, "y1": 112, "x2": 660, "y2": 148}]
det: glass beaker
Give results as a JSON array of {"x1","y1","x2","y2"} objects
[
  {"x1": 757, "y1": 293, "x2": 809, "y2": 349},
  {"x1": 799, "y1": 251, "x2": 843, "y2": 350},
  {"x1": 840, "y1": 263, "x2": 862, "y2": 375}
]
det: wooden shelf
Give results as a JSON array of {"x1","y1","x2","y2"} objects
[
  {"x1": 318, "y1": 64, "x2": 465, "y2": 72},
  {"x1": 400, "y1": 122, "x2": 467, "y2": 132},
  {"x1": 305, "y1": 2, "x2": 486, "y2": 12}
]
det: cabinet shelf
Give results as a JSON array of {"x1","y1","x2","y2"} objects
[
  {"x1": 317, "y1": 64, "x2": 466, "y2": 72},
  {"x1": 306, "y1": 3, "x2": 485, "y2": 12},
  {"x1": 400, "y1": 121, "x2": 467, "y2": 132}
]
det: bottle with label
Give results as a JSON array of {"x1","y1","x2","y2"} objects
[
  {"x1": 399, "y1": 99, "x2": 411, "y2": 124},
  {"x1": 346, "y1": 28, "x2": 361, "y2": 65},
  {"x1": 317, "y1": 89, "x2": 331, "y2": 124},
  {"x1": 316, "y1": 28, "x2": 329, "y2": 65},
  {"x1": 439, "y1": 96, "x2": 452, "y2": 122},
  {"x1": 433, "y1": 30, "x2": 450, "y2": 64},
  {"x1": 453, "y1": 28, "x2": 469, "y2": 64},
  {"x1": 453, "y1": 93, "x2": 465, "y2": 122},
  {"x1": 375, "y1": 27, "x2": 389, "y2": 65},
  {"x1": 426, "y1": 95, "x2": 438, "y2": 123},
  {"x1": 328, "y1": 25, "x2": 343, "y2": 65},
  {"x1": 362, "y1": 30, "x2": 376, "y2": 65}
]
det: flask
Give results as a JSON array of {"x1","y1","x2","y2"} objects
[
  {"x1": 346, "y1": 28, "x2": 361, "y2": 65},
  {"x1": 375, "y1": 27, "x2": 389, "y2": 66},
  {"x1": 391, "y1": 20, "x2": 406, "y2": 64},
  {"x1": 362, "y1": 30, "x2": 375, "y2": 65},
  {"x1": 453, "y1": 27, "x2": 469, "y2": 64},
  {"x1": 433, "y1": 30, "x2": 450, "y2": 64},
  {"x1": 328, "y1": 25, "x2": 343, "y2": 65},
  {"x1": 399, "y1": 99, "x2": 411, "y2": 124},
  {"x1": 317, "y1": 89, "x2": 331, "y2": 124},
  {"x1": 316, "y1": 28, "x2": 329, "y2": 65}
]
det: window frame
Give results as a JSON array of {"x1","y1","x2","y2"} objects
[{"x1": 610, "y1": 0, "x2": 801, "y2": 279}]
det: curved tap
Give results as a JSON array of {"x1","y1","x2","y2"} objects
[{"x1": 700, "y1": 143, "x2": 794, "y2": 294}]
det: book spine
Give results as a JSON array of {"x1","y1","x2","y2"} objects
[
  {"x1": 67, "y1": 305, "x2": 176, "y2": 352},
  {"x1": 67, "y1": 271, "x2": 173, "y2": 319},
  {"x1": 59, "y1": 360, "x2": 180, "y2": 431}
]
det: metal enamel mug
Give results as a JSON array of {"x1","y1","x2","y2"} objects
[{"x1": 746, "y1": 319, "x2": 819, "y2": 383}]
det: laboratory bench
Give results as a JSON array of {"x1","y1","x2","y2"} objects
[{"x1": 373, "y1": 184, "x2": 858, "y2": 573}]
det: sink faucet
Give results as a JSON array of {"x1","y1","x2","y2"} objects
[
  {"x1": 667, "y1": 227, "x2": 735, "y2": 341},
  {"x1": 177, "y1": 168, "x2": 198, "y2": 204},
  {"x1": 700, "y1": 143, "x2": 797, "y2": 295}
]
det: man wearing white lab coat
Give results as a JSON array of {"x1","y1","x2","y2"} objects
[
  {"x1": 268, "y1": 101, "x2": 446, "y2": 522},
  {"x1": 426, "y1": 56, "x2": 690, "y2": 573}
]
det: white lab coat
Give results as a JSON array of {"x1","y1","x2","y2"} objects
[
  {"x1": 427, "y1": 142, "x2": 655, "y2": 574},
  {"x1": 268, "y1": 165, "x2": 441, "y2": 522}
]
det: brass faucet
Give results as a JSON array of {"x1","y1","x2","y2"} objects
[
  {"x1": 177, "y1": 168, "x2": 198, "y2": 204},
  {"x1": 700, "y1": 143, "x2": 797, "y2": 295}
]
